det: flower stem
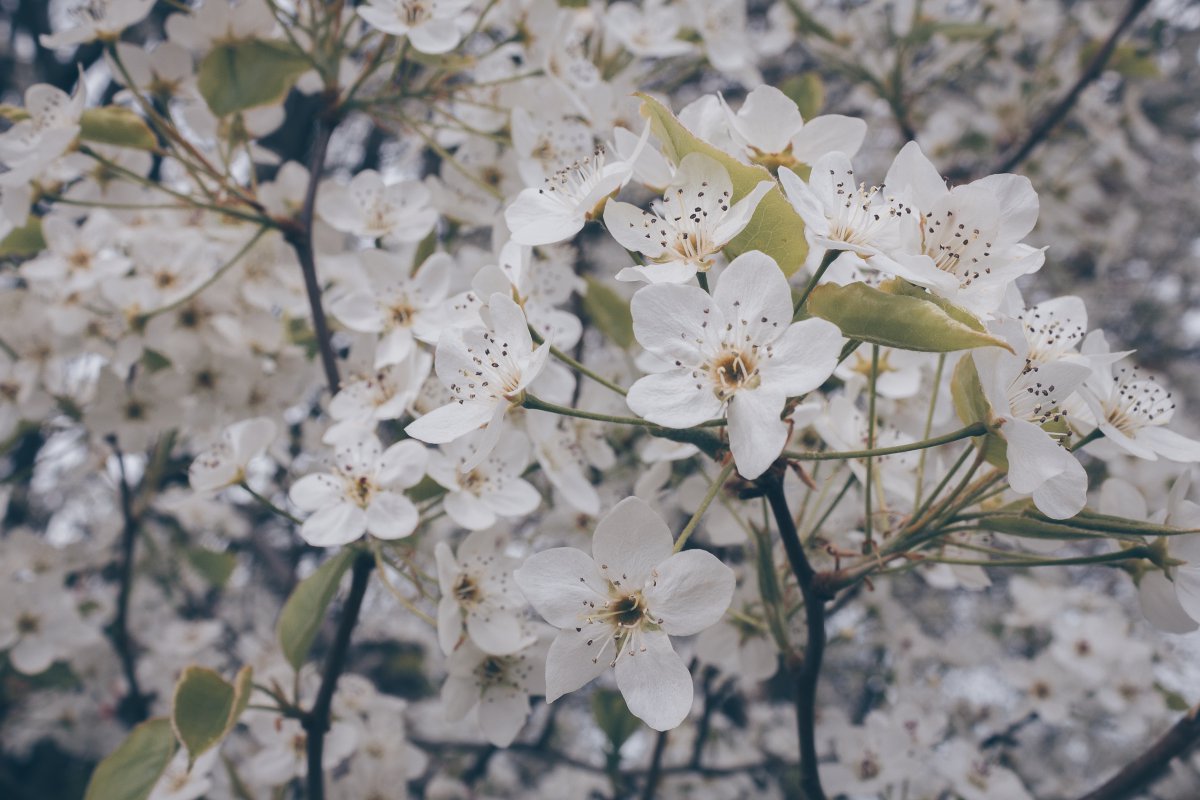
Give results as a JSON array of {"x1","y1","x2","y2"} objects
[
  {"x1": 864, "y1": 345, "x2": 879, "y2": 552},
  {"x1": 783, "y1": 422, "x2": 988, "y2": 462},
  {"x1": 240, "y1": 482, "x2": 302, "y2": 525},
  {"x1": 528, "y1": 326, "x2": 628, "y2": 396},
  {"x1": 674, "y1": 461, "x2": 736, "y2": 552},
  {"x1": 793, "y1": 249, "x2": 840, "y2": 315},
  {"x1": 912, "y1": 353, "x2": 946, "y2": 509}
]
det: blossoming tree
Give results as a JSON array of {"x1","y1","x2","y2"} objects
[{"x1": 3, "y1": 1, "x2": 1200, "y2": 799}]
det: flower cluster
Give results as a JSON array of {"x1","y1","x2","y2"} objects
[{"x1": 2, "y1": 2, "x2": 1200, "y2": 799}]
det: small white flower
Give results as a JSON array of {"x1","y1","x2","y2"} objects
[
  {"x1": 441, "y1": 632, "x2": 549, "y2": 747},
  {"x1": 41, "y1": 0, "x2": 156, "y2": 49},
  {"x1": 1077, "y1": 335, "x2": 1200, "y2": 463},
  {"x1": 0, "y1": 579, "x2": 100, "y2": 675},
  {"x1": 188, "y1": 416, "x2": 278, "y2": 493},
  {"x1": 330, "y1": 251, "x2": 460, "y2": 369},
  {"x1": 0, "y1": 83, "x2": 85, "y2": 188},
  {"x1": 435, "y1": 529, "x2": 533, "y2": 656},
  {"x1": 357, "y1": 0, "x2": 474, "y2": 55},
  {"x1": 324, "y1": 351, "x2": 432, "y2": 445},
  {"x1": 778, "y1": 151, "x2": 957, "y2": 294},
  {"x1": 604, "y1": 1, "x2": 694, "y2": 59},
  {"x1": 405, "y1": 293, "x2": 549, "y2": 468},
  {"x1": 627, "y1": 251, "x2": 843, "y2": 479},
  {"x1": 720, "y1": 85, "x2": 867, "y2": 168},
  {"x1": 426, "y1": 429, "x2": 541, "y2": 531},
  {"x1": 505, "y1": 135, "x2": 645, "y2": 246},
  {"x1": 317, "y1": 169, "x2": 438, "y2": 242},
  {"x1": 514, "y1": 496, "x2": 735, "y2": 731},
  {"x1": 288, "y1": 436, "x2": 427, "y2": 546},
  {"x1": 973, "y1": 321, "x2": 1092, "y2": 519},
  {"x1": 881, "y1": 141, "x2": 1045, "y2": 315},
  {"x1": 604, "y1": 152, "x2": 773, "y2": 284}
]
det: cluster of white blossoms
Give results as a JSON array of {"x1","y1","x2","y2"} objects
[{"x1": 4, "y1": 1, "x2": 1200, "y2": 799}]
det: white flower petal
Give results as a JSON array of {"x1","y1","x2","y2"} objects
[
  {"x1": 364, "y1": 491, "x2": 418, "y2": 540},
  {"x1": 545, "y1": 628, "x2": 609, "y2": 702},
  {"x1": 712, "y1": 251, "x2": 792, "y2": 345},
  {"x1": 614, "y1": 629, "x2": 693, "y2": 731},
  {"x1": 514, "y1": 547, "x2": 607, "y2": 628},
  {"x1": 300, "y1": 501, "x2": 367, "y2": 547},
  {"x1": 644, "y1": 550, "x2": 735, "y2": 636},
  {"x1": 627, "y1": 369, "x2": 723, "y2": 428},
  {"x1": 478, "y1": 686, "x2": 530, "y2": 747},
  {"x1": 727, "y1": 388, "x2": 788, "y2": 479},
  {"x1": 592, "y1": 496, "x2": 673, "y2": 590}
]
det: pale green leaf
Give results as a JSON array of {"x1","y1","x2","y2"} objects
[
  {"x1": 197, "y1": 39, "x2": 311, "y2": 117},
  {"x1": 171, "y1": 666, "x2": 236, "y2": 766},
  {"x1": 80, "y1": 107, "x2": 157, "y2": 151},
  {"x1": 277, "y1": 549, "x2": 355, "y2": 671},
  {"x1": 780, "y1": 73, "x2": 824, "y2": 120},
  {"x1": 0, "y1": 217, "x2": 46, "y2": 258},
  {"x1": 636, "y1": 93, "x2": 809, "y2": 276},
  {"x1": 85, "y1": 718, "x2": 177, "y2": 800},
  {"x1": 806, "y1": 281, "x2": 1012, "y2": 353},
  {"x1": 582, "y1": 276, "x2": 634, "y2": 348}
]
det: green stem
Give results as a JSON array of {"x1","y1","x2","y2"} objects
[
  {"x1": 927, "y1": 546, "x2": 1152, "y2": 569},
  {"x1": 529, "y1": 326, "x2": 627, "y2": 397},
  {"x1": 522, "y1": 395, "x2": 727, "y2": 459},
  {"x1": 240, "y1": 482, "x2": 302, "y2": 524},
  {"x1": 784, "y1": 422, "x2": 988, "y2": 462},
  {"x1": 864, "y1": 345, "x2": 879, "y2": 551},
  {"x1": 912, "y1": 353, "x2": 946, "y2": 509},
  {"x1": 1071, "y1": 427, "x2": 1104, "y2": 452},
  {"x1": 793, "y1": 249, "x2": 840, "y2": 315},
  {"x1": 674, "y1": 462, "x2": 735, "y2": 552},
  {"x1": 136, "y1": 227, "x2": 268, "y2": 324}
]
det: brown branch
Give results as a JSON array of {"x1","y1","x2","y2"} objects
[
  {"x1": 107, "y1": 438, "x2": 150, "y2": 725},
  {"x1": 759, "y1": 467, "x2": 828, "y2": 800},
  {"x1": 1078, "y1": 705, "x2": 1200, "y2": 800},
  {"x1": 285, "y1": 111, "x2": 341, "y2": 396},
  {"x1": 302, "y1": 552, "x2": 374, "y2": 800},
  {"x1": 994, "y1": 0, "x2": 1152, "y2": 175},
  {"x1": 641, "y1": 728, "x2": 671, "y2": 800}
]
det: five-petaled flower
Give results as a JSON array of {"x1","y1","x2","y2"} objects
[
  {"x1": 626, "y1": 251, "x2": 843, "y2": 479},
  {"x1": 514, "y1": 496, "x2": 735, "y2": 731}
]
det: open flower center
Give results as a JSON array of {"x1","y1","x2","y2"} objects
[
  {"x1": 454, "y1": 573, "x2": 481, "y2": 606},
  {"x1": 1106, "y1": 367, "x2": 1175, "y2": 435},
  {"x1": 707, "y1": 348, "x2": 760, "y2": 400}
]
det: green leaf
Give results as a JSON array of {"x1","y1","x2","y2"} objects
[
  {"x1": 141, "y1": 348, "x2": 173, "y2": 373},
  {"x1": 80, "y1": 107, "x2": 157, "y2": 151},
  {"x1": 197, "y1": 39, "x2": 311, "y2": 117},
  {"x1": 591, "y1": 689, "x2": 641, "y2": 749},
  {"x1": 185, "y1": 547, "x2": 237, "y2": 588},
  {"x1": 0, "y1": 216, "x2": 46, "y2": 258},
  {"x1": 277, "y1": 549, "x2": 356, "y2": 671},
  {"x1": 85, "y1": 718, "x2": 177, "y2": 800},
  {"x1": 582, "y1": 276, "x2": 634, "y2": 348},
  {"x1": 780, "y1": 73, "x2": 824, "y2": 120},
  {"x1": 171, "y1": 666, "x2": 236, "y2": 766},
  {"x1": 227, "y1": 665, "x2": 254, "y2": 731},
  {"x1": 950, "y1": 355, "x2": 1006, "y2": 468},
  {"x1": 636, "y1": 93, "x2": 809, "y2": 276},
  {"x1": 1081, "y1": 41, "x2": 1159, "y2": 79},
  {"x1": 806, "y1": 281, "x2": 1012, "y2": 353}
]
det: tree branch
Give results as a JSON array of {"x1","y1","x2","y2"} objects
[
  {"x1": 107, "y1": 439, "x2": 150, "y2": 725},
  {"x1": 994, "y1": 0, "x2": 1152, "y2": 174},
  {"x1": 1078, "y1": 705, "x2": 1200, "y2": 800},
  {"x1": 641, "y1": 728, "x2": 670, "y2": 800},
  {"x1": 302, "y1": 552, "x2": 374, "y2": 800},
  {"x1": 286, "y1": 113, "x2": 341, "y2": 395},
  {"x1": 760, "y1": 469, "x2": 828, "y2": 800}
]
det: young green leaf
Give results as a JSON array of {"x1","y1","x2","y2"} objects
[
  {"x1": 84, "y1": 718, "x2": 177, "y2": 800},
  {"x1": 806, "y1": 281, "x2": 1012, "y2": 353},
  {"x1": 582, "y1": 276, "x2": 634, "y2": 348},
  {"x1": 171, "y1": 666, "x2": 236, "y2": 767},
  {"x1": 276, "y1": 549, "x2": 356, "y2": 671},
  {"x1": 80, "y1": 107, "x2": 157, "y2": 151},
  {"x1": 197, "y1": 39, "x2": 311, "y2": 117}
]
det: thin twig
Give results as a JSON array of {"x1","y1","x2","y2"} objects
[
  {"x1": 641, "y1": 729, "x2": 670, "y2": 800},
  {"x1": 107, "y1": 439, "x2": 150, "y2": 724},
  {"x1": 994, "y1": 0, "x2": 1152, "y2": 174},
  {"x1": 285, "y1": 112, "x2": 341, "y2": 395}
]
